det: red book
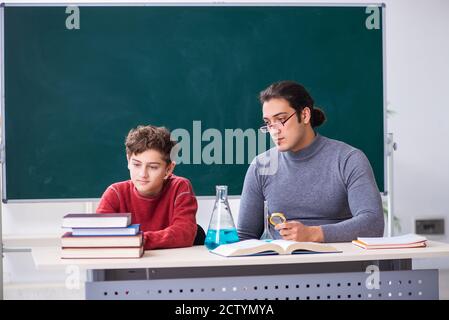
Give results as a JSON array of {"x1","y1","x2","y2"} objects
[{"x1": 61, "y1": 232, "x2": 143, "y2": 248}]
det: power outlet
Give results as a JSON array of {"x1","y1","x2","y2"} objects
[{"x1": 415, "y1": 219, "x2": 445, "y2": 235}]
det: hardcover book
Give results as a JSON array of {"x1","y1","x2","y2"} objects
[
  {"x1": 62, "y1": 213, "x2": 131, "y2": 228},
  {"x1": 61, "y1": 232, "x2": 143, "y2": 248},
  {"x1": 69, "y1": 224, "x2": 140, "y2": 236},
  {"x1": 210, "y1": 239, "x2": 341, "y2": 257},
  {"x1": 352, "y1": 233, "x2": 427, "y2": 249}
]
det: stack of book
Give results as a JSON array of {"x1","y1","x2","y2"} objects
[
  {"x1": 61, "y1": 213, "x2": 144, "y2": 259},
  {"x1": 352, "y1": 233, "x2": 427, "y2": 250}
]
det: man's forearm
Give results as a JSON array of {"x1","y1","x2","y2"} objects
[{"x1": 307, "y1": 226, "x2": 324, "y2": 242}]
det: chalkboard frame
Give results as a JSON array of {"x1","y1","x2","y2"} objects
[{"x1": 0, "y1": 2, "x2": 387, "y2": 202}]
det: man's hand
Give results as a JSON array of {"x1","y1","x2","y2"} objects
[{"x1": 274, "y1": 220, "x2": 324, "y2": 242}]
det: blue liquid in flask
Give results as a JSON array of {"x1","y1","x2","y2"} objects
[
  {"x1": 205, "y1": 185, "x2": 239, "y2": 250},
  {"x1": 205, "y1": 228, "x2": 240, "y2": 250}
]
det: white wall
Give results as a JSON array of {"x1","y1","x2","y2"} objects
[
  {"x1": 2, "y1": 0, "x2": 449, "y2": 298},
  {"x1": 386, "y1": 0, "x2": 449, "y2": 240}
]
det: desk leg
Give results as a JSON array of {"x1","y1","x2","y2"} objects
[{"x1": 87, "y1": 269, "x2": 105, "y2": 282}]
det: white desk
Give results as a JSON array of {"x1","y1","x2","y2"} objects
[{"x1": 32, "y1": 241, "x2": 449, "y2": 300}]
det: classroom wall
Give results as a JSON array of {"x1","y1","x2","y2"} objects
[{"x1": 1, "y1": 0, "x2": 449, "y2": 299}]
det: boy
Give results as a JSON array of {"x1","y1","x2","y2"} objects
[{"x1": 96, "y1": 125, "x2": 198, "y2": 250}]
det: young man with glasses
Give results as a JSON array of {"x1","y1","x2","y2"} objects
[{"x1": 237, "y1": 81, "x2": 384, "y2": 242}]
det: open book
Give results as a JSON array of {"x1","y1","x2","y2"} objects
[
  {"x1": 352, "y1": 233, "x2": 427, "y2": 249},
  {"x1": 210, "y1": 239, "x2": 341, "y2": 257}
]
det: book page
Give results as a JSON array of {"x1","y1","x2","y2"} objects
[
  {"x1": 270, "y1": 240, "x2": 298, "y2": 253},
  {"x1": 271, "y1": 240, "x2": 340, "y2": 253},
  {"x1": 210, "y1": 240, "x2": 282, "y2": 256}
]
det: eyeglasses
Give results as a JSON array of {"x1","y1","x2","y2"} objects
[{"x1": 259, "y1": 112, "x2": 297, "y2": 133}]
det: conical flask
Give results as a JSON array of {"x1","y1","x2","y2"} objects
[
  {"x1": 205, "y1": 185, "x2": 239, "y2": 250},
  {"x1": 260, "y1": 200, "x2": 274, "y2": 241}
]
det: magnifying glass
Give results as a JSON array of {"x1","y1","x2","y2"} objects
[{"x1": 269, "y1": 212, "x2": 286, "y2": 226}]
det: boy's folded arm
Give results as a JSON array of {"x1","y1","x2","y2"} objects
[
  {"x1": 96, "y1": 186, "x2": 120, "y2": 213},
  {"x1": 143, "y1": 192, "x2": 198, "y2": 250}
]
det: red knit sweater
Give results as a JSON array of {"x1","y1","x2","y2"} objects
[{"x1": 96, "y1": 175, "x2": 198, "y2": 250}]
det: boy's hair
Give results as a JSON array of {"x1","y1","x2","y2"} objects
[{"x1": 125, "y1": 125, "x2": 177, "y2": 163}]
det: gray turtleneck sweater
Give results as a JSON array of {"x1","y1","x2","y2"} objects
[{"x1": 237, "y1": 134, "x2": 384, "y2": 242}]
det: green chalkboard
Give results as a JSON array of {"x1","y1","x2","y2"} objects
[{"x1": 2, "y1": 5, "x2": 384, "y2": 201}]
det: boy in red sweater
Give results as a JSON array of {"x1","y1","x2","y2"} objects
[{"x1": 96, "y1": 125, "x2": 198, "y2": 250}]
